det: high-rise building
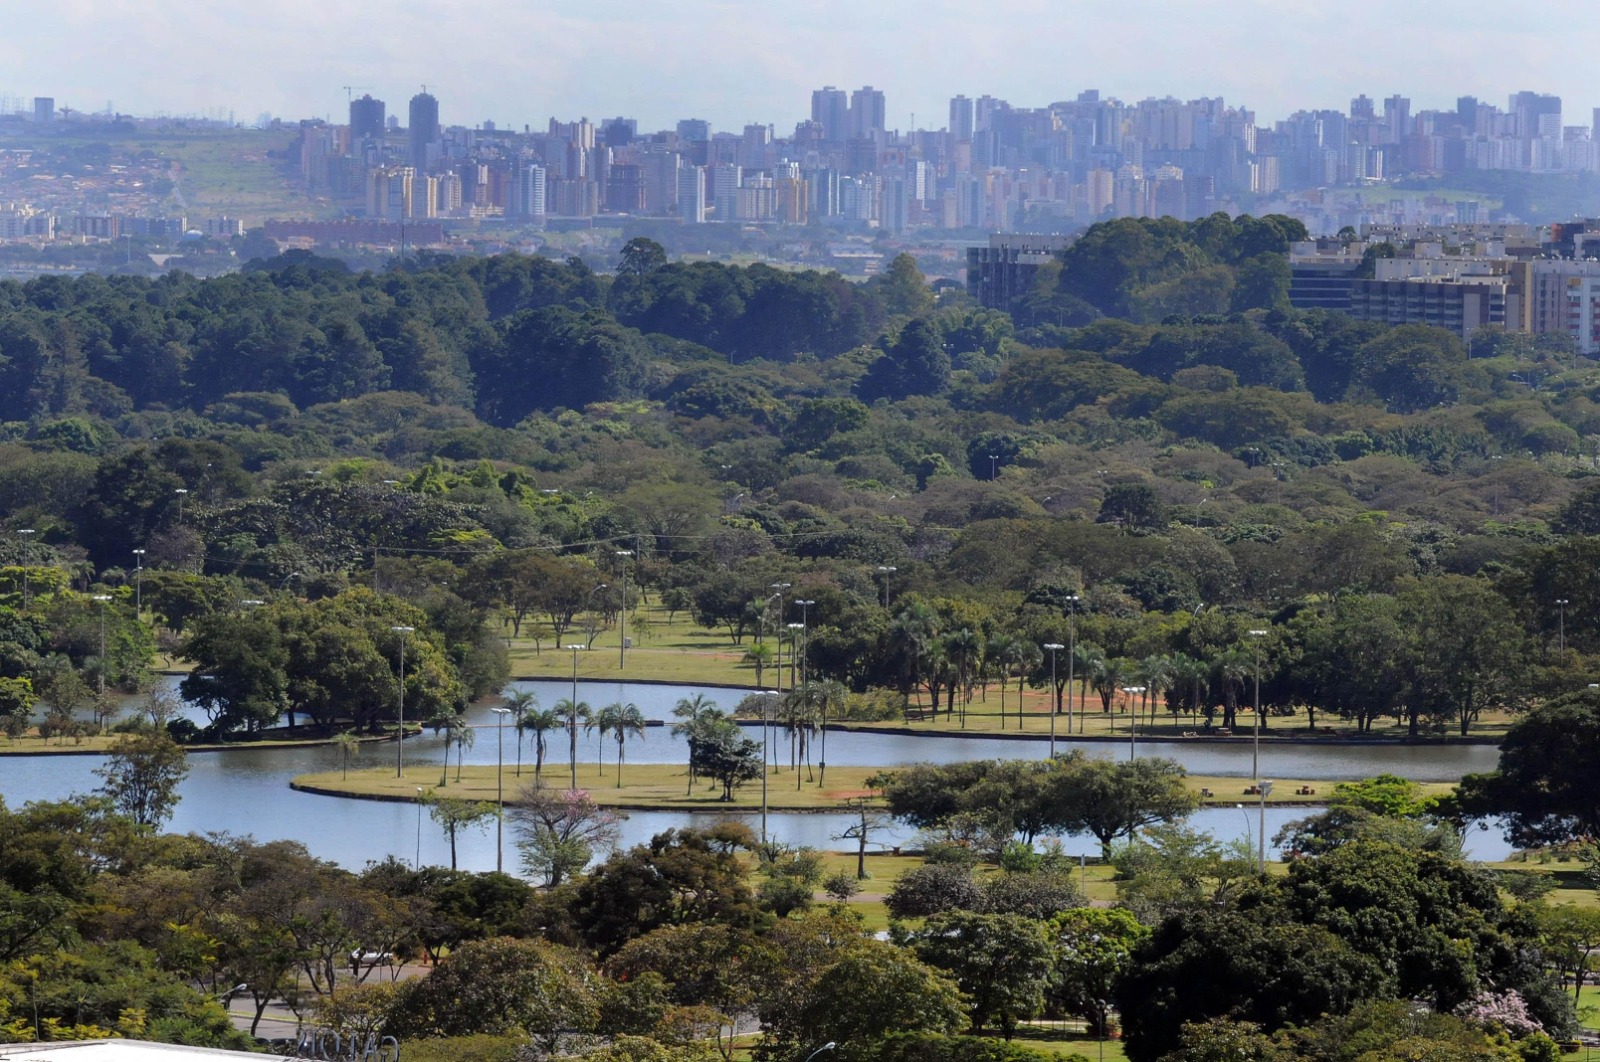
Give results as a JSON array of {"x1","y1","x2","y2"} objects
[
  {"x1": 741, "y1": 124, "x2": 772, "y2": 171},
  {"x1": 949, "y1": 95, "x2": 974, "y2": 141},
  {"x1": 811, "y1": 86, "x2": 849, "y2": 143},
  {"x1": 32, "y1": 97, "x2": 53, "y2": 124},
  {"x1": 678, "y1": 164, "x2": 706, "y2": 223},
  {"x1": 711, "y1": 163, "x2": 742, "y2": 220},
  {"x1": 677, "y1": 118, "x2": 711, "y2": 142},
  {"x1": 350, "y1": 94, "x2": 385, "y2": 140},
  {"x1": 408, "y1": 91, "x2": 440, "y2": 172},
  {"x1": 851, "y1": 86, "x2": 886, "y2": 140}
]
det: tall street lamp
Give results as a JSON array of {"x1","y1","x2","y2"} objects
[
  {"x1": 566, "y1": 644, "x2": 585, "y2": 789},
  {"x1": 1257, "y1": 780, "x2": 1275, "y2": 874},
  {"x1": 1122, "y1": 686, "x2": 1146, "y2": 760},
  {"x1": 615, "y1": 550, "x2": 634, "y2": 669},
  {"x1": 876, "y1": 565, "x2": 896, "y2": 610},
  {"x1": 131, "y1": 549, "x2": 145, "y2": 618},
  {"x1": 17, "y1": 529, "x2": 33, "y2": 609},
  {"x1": 1066, "y1": 593, "x2": 1081, "y2": 736},
  {"x1": 92, "y1": 595, "x2": 112, "y2": 696},
  {"x1": 1043, "y1": 643, "x2": 1065, "y2": 758},
  {"x1": 787, "y1": 622, "x2": 805, "y2": 688},
  {"x1": 988, "y1": 454, "x2": 999, "y2": 480},
  {"x1": 391, "y1": 626, "x2": 414, "y2": 778},
  {"x1": 759, "y1": 688, "x2": 777, "y2": 845},
  {"x1": 174, "y1": 488, "x2": 188, "y2": 524},
  {"x1": 1558, "y1": 598, "x2": 1570, "y2": 652},
  {"x1": 1248, "y1": 629, "x2": 1269, "y2": 780},
  {"x1": 491, "y1": 706, "x2": 512, "y2": 873},
  {"x1": 795, "y1": 600, "x2": 814, "y2": 686}
]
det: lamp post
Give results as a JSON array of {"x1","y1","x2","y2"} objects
[
  {"x1": 787, "y1": 623, "x2": 804, "y2": 688},
  {"x1": 1043, "y1": 643, "x2": 1064, "y2": 758},
  {"x1": 1066, "y1": 593, "x2": 1080, "y2": 736},
  {"x1": 174, "y1": 488, "x2": 188, "y2": 524},
  {"x1": 566, "y1": 644, "x2": 585, "y2": 789},
  {"x1": 988, "y1": 454, "x2": 999, "y2": 481},
  {"x1": 131, "y1": 549, "x2": 145, "y2": 618},
  {"x1": 391, "y1": 626, "x2": 414, "y2": 778},
  {"x1": 1248, "y1": 629, "x2": 1269, "y2": 780},
  {"x1": 17, "y1": 529, "x2": 34, "y2": 610},
  {"x1": 92, "y1": 595, "x2": 112, "y2": 696},
  {"x1": 1558, "y1": 598, "x2": 1570, "y2": 652},
  {"x1": 1258, "y1": 780, "x2": 1275, "y2": 874},
  {"x1": 876, "y1": 565, "x2": 896, "y2": 610},
  {"x1": 795, "y1": 600, "x2": 814, "y2": 686},
  {"x1": 802, "y1": 1043, "x2": 836, "y2": 1062},
  {"x1": 491, "y1": 707, "x2": 511, "y2": 873},
  {"x1": 414, "y1": 787, "x2": 424, "y2": 869},
  {"x1": 1122, "y1": 686, "x2": 1146, "y2": 760},
  {"x1": 615, "y1": 550, "x2": 633, "y2": 669},
  {"x1": 760, "y1": 688, "x2": 778, "y2": 845},
  {"x1": 768, "y1": 584, "x2": 790, "y2": 703}
]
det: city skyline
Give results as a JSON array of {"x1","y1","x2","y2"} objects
[{"x1": 5, "y1": 0, "x2": 1600, "y2": 132}]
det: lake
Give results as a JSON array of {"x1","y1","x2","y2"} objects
[{"x1": 0, "y1": 679, "x2": 1514, "y2": 870}]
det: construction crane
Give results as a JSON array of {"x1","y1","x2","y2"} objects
[{"x1": 342, "y1": 85, "x2": 371, "y2": 102}]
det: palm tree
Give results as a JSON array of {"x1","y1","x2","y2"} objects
[
  {"x1": 596, "y1": 701, "x2": 647, "y2": 786},
  {"x1": 1139, "y1": 655, "x2": 1175, "y2": 732},
  {"x1": 1013, "y1": 640, "x2": 1041, "y2": 729},
  {"x1": 452, "y1": 719, "x2": 476, "y2": 782},
  {"x1": 1090, "y1": 654, "x2": 1127, "y2": 716},
  {"x1": 520, "y1": 708, "x2": 562, "y2": 787},
  {"x1": 505, "y1": 690, "x2": 537, "y2": 776},
  {"x1": 332, "y1": 731, "x2": 360, "y2": 780},
  {"x1": 1213, "y1": 650, "x2": 1252, "y2": 730},
  {"x1": 943, "y1": 628, "x2": 982, "y2": 726},
  {"x1": 1168, "y1": 653, "x2": 1209, "y2": 729},
  {"x1": 1074, "y1": 644, "x2": 1105, "y2": 729},
  {"x1": 554, "y1": 698, "x2": 590, "y2": 789},
  {"x1": 987, "y1": 634, "x2": 1019, "y2": 727},
  {"x1": 742, "y1": 642, "x2": 774, "y2": 687},
  {"x1": 672, "y1": 694, "x2": 714, "y2": 795}
]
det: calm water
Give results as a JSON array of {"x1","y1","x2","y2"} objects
[{"x1": 0, "y1": 680, "x2": 1513, "y2": 870}]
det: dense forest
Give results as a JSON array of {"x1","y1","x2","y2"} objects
[
  {"x1": 0, "y1": 215, "x2": 1598, "y2": 741},
  {"x1": 3, "y1": 215, "x2": 1600, "y2": 1060}
]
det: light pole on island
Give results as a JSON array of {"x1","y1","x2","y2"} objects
[
  {"x1": 1258, "y1": 780, "x2": 1275, "y2": 874},
  {"x1": 1122, "y1": 685, "x2": 1145, "y2": 760},
  {"x1": 391, "y1": 625, "x2": 414, "y2": 778},
  {"x1": 1065, "y1": 593, "x2": 1080, "y2": 735},
  {"x1": 1248, "y1": 628, "x2": 1269, "y2": 781},
  {"x1": 566, "y1": 644, "x2": 585, "y2": 789},
  {"x1": 491, "y1": 706, "x2": 511, "y2": 872},
  {"x1": 1043, "y1": 643, "x2": 1064, "y2": 758},
  {"x1": 132, "y1": 549, "x2": 145, "y2": 617},
  {"x1": 1558, "y1": 598, "x2": 1570, "y2": 652},
  {"x1": 876, "y1": 565, "x2": 896, "y2": 610}
]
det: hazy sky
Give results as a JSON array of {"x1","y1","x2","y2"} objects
[{"x1": 4, "y1": 0, "x2": 1596, "y2": 132}]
